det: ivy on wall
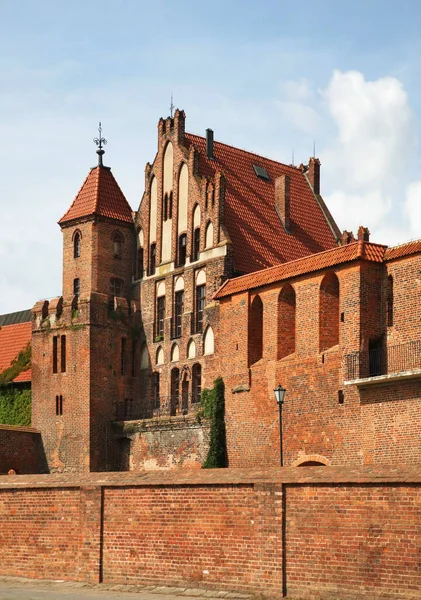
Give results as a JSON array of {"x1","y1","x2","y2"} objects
[
  {"x1": 0, "y1": 342, "x2": 32, "y2": 426},
  {"x1": 201, "y1": 376, "x2": 227, "y2": 469}
]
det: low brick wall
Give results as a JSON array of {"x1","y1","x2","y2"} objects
[
  {"x1": 0, "y1": 425, "x2": 46, "y2": 474},
  {"x1": 0, "y1": 466, "x2": 419, "y2": 599}
]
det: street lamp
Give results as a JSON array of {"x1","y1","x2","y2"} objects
[{"x1": 274, "y1": 384, "x2": 286, "y2": 466}]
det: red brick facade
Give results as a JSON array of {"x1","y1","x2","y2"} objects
[
  {"x1": 0, "y1": 425, "x2": 45, "y2": 474},
  {"x1": 0, "y1": 467, "x2": 419, "y2": 599}
]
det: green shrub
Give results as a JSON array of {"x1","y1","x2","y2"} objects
[
  {"x1": 0, "y1": 387, "x2": 31, "y2": 426},
  {"x1": 202, "y1": 377, "x2": 227, "y2": 469}
]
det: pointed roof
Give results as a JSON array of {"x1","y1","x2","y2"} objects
[
  {"x1": 59, "y1": 166, "x2": 133, "y2": 226},
  {"x1": 185, "y1": 133, "x2": 339, "y2": 274}
]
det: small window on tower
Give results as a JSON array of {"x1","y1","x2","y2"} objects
[
  {"x1": 110, "y1": 278, "x2": 123, "y2": 297},
  {"x1": 73, "y1": 278, "x2": 80, "y2": 298},
  {"x1": 73, "y1": 232, "x2": 81, "y2": 259},
  {"x1": 113, "y1": 232, "x2": 123, "y2": 259}
]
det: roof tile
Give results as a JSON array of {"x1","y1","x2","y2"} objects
[
  {"x1": 214, "y1": 241, "x2": 387, "y2": 299},
  {"x1": 384, "y1": 240, "x2": 421, "y2": 261},
  {"x1": 185, "y1": 134, "x2": 339, "y2": 274},
  {"x1": 59, "y1": 166, "x2": 133, "y2": 225},
  {"x1": 0, "y1": 322, "x2": 31, "y2": 383}
]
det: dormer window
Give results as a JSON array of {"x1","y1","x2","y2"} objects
[{"x1": 113, "y1": 232, "x2": 122, "y2": 259}]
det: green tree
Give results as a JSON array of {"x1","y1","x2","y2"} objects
[{"x1": 202, "y1": 377, "x2": 227, "y2": 469}]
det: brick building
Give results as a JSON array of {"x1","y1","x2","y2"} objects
[{"x1": 31, "y1": 109, "x2": 341, "y2": 472}]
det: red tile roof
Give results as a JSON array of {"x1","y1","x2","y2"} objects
[
  {"x1": 59, "y1": 166, "x2": 133, "y2": 225},
  {"x1": 214, "y1": 241, "x2": 387, "y2": 299},
  {"x1": 384, "y1": 240, "x2": 421, "y2": 261},
  {"x1": 185, "y1": 133, "x2": 339, "y2": 274},
  {"x1": 0, "y1": 322, "x2": 31, "y2": 383}
]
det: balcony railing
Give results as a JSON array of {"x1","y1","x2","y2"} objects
[
  {"x1": 344, "y1": 340, "x2": 421, "y2": 381},
  {"x1": 115, "y1": 394, "x2": 201, "y2": 422}
]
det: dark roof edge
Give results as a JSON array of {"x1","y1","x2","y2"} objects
[{"x1": 0, "y1": 309, "x2": 32, "y2": 327}]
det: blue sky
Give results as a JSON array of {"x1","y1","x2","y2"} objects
[{"x1": 1, "y1": 0, "x2": 421, "y2": 313}]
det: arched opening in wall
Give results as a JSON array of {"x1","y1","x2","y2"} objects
[
  {"x1": 178, "y1": 234, "x2": 187, "y2": 267},
  {"x1": 73, "y1": 230, "x2": 81, "y2": 259},
  {"x1": 181, "y1": 371, "x2": 189, "y2": 413},
  {"x1": 278, "y1": 284, "x2": 296, "y2": 359},
  {"x1": 192, "y1": 363, "x2": 202, "y2": 403},
  {"x1": 387, "y1": 275, "x2": 394, "y2": 327},
  {"x1": 203, "y1": 326, "x2": 214, "y2": 355},
  {"x1": 205, "y1": 221, "x2": 214, "y2": 249},
  {"x1": 298, "y1": 461, "x2": 326, "y2": 467},
  {"x1": 173, "y1": 278, "x2": 184, "y2": 339},
  {"x1": 187, "y1": 338, "x2": 196, "y2": 359},
  {"x1": 248, "y1": 295, "x2": 263, "y2": 366},
  {"x1": 194, "y1": 270, "x2": 207, "y2": 334},
  {"x1": 192, "y1": 204, "x2": 201, "y2": 262},
  {"x1": 113, "y1": 231, "x2": 123, "y2": 259},
  {"x1": 292, "y1": 455, "x2": 329, "y2": 467},
  {"x1": 156, "y1": 346, "x2": 164, "y2": 366},
  {"x1": 319, "y1": 272, "x2": 339, "y2": 352},
  {"x1": 171, "y1": 343, "x2": 179, "y2": 362},
  {"x1": 140, "y1": 344, "x2": 149, "y2": 370},
  {"x1": 171, "y1": 367, "x2": 180, "y2": 416}
]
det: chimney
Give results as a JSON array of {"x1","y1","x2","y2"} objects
[
  {"x1": 357, "y1": 226, "x2": 370, "y2": 242},
  {"x1": 307, "y1": 157, "x2": 321, "y2": 195},
  {"x1": 275, "y1": 174, "x2": 290, "y2": 232},
  {"x1": 341, "y1": 230, "x2": 355, "y2": 245},
  {"x1": 206, "y1": 128, "x2": 214, "y2": 159}
]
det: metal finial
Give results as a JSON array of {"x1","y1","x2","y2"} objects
[
  {"x1": 292, "y1": 148, "x2": 295, "y2": 166},
  {"x1": 313, "y1": 140, "x2": 316, "y2": 158},
  {"x1": 170, "y1": 94, "x2": 174, "y2": 118},
  {"x1": 93, "y1": 122, "x2": 107, "y2": 166}
]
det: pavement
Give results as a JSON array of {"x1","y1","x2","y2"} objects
[{"x1": 0, "y1": 577, "x2": 253, "y2": 600}]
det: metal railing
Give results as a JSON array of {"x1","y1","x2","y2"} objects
[
  {"x1": 115, "y1": 393, "x2": 201, "y2": 422},
  {"x1": 344, "y1": 340, "x2": 421, "y2": 381}
]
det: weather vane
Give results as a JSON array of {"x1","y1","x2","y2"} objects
[
  {"x1": 170, "y1": 94, "x2": 174, "y2": 118},
  {"x1": 93, "y1": 122, "x2": 107, "y2": 166}
]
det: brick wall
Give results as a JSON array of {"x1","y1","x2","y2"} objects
[
  {"x1": 0, "y1": 467, "x2": 419, "y2": 599},
  {"x1": 0, "y1": 425, "x2": 45, "y2": 474}
]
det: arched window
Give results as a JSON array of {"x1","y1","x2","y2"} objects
[
  {"x1": 181, "y1": 371, "x2": 189, "y2": 413},
  {"x1": 278, "y1": 284, "x2": 296, "y2": 359},
  {"x1": 73, "y1": 231, "x2": 81, "y2": 259},
  {"x1": 171, "y1": 367, "x2": 180, "y2": 416},
  {"x1": 248, "y1": 295, "x2": 263, "y2": 365},
  {"x1": 187, "y1": 339, "x2": 196, "y2": 359},
  {"x1": 192, "y1": 364, "x2": 202, "y2": 403},
  {"x1": 319, "y1": 272, "x2": 340, "y2": 352},
  {"x1": 192, "y1": 228, "x2": 200, "y2": 262},
  {"x1": 140, "y1": 344, "x2": 149, "y2": 370},
  {"x1": 203, "y1": 325, "x2": 214, "y2": 355},
  {"x1": 387, "y1": 275, "x2": 393, "y2": 327},
  {"x1": 205, "y1": 221, "x2": 214, "y2": 249},
  {"x1": 113, "y1": 232, "x2": 123, "y2": 259},
  {"x1": 178, "y1": 234, "x2": 187, "y2": 267},
  {"x1": 156, "y1": 346, "x2": 164, "y2": 366}
]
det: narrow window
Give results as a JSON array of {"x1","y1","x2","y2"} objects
[
  {"x1": 169, "y1": 191, "x2": 173, "y2": 218},
  {"x1": 163, "y1": 193, "x2": 168, "y2": 221},
  {"x1": 178, "y1": 234, "x2": 187, "y2": 267},
  {"x1": 248, "y1": 295, "x2": 263, "y2": 365},
  {"x1": 153, "y1": 372, "x2": 160, "y2": 409},
  {"x1": 53, "y1": 336, "x2": 58, "y2": 373},
  {"x1": 131, "y1": 340, "x2": 137, "y2": 377},
  {"x1": 121, "y1": 338, "x2": 127, "y2": 375},
  {"x1": 137, "y1": 248, "x2": 144, "y2": 280},
  {"x1": 157, "y1": 296, "x2": 165, "y2": 337},
  {"x1": 59, "y1": 395, "x2": 63, "y2": 415},
  {"x1": 319, "y1": 272, "x2": 340, "y2": 352},
  {"x1": 171, "y1": 368, "x2": 180, "y2": 416},
  {"x1": 73, "y1": 278, "x2": 80, "y2": 298},
  {"x1": 74, "y1": 232, "x2": 81, "y2": 258},
  {"x1": 113, "y1": 233, "x2": 122, "y2": 259},
  {"x1": 55, "y1": 395, "x2": 59, "y2": 415},
  {"x1": 192, "y1": 363, "x2": 202, "y2": 403},
  {"x1": 195, "y1": 284, "x2": 206, "y2": 333},
  {"x1": 150, "y1": 243, "x2": 156, "y2": 275},
  {"x1": 110, "y1": 278, "x2": 123, "y2": 297},
  {"x1": 60, "y1": 335, "x2": 66, "y2": 373},
  {"x1": 387, "y1": 275, "x2": 394, "y2": 327},
  {"x1": 192, "y1": 228, "x2": 200, "y2": 262},
  {"x1": 174, "y1": 291, "x2": 184, "y2": 338}
]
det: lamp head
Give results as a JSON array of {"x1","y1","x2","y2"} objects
[{"x1": 274, "y1": 384, "x2": 286, "y2": 405}]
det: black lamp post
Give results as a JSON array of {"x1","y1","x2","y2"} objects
[{"x1": 274, "y1": 384, "x2": 286, "y2": 466}]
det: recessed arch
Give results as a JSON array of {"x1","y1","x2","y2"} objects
[
  {"x1": 278, "y1": 283, "x2": 296, "y2": 359},
  {"x1": 174, "y1": 276, "x2": 184, "y2": 292},
  {"x1": 292, "y1": 455, "x2": 330, "y2": 467},
  {"x1": 205, "y1": 221, "x2": 214, "y2": 249},
  {"x1": 73, "y1": 229, "x2": 81, "y2": 259},
  {"x1": 150, "y1": 176, "x2": 158, "y2": 244},
  {"x1": 203, "y1": 325, "x2": 214, "y2": 355},
  {"x1": 319, "y1": 271, "x2": 340, "y2": 352},
  {"x1": 156, "y1": 280, "x2": 166, "y2": 297},
  {"x1": 187, "y1": 338, "x2": 196, "y2": 359},
  {"x1": 163, "y1": 142, "x2": 174, "y2": 194},
  {"x1": 196, "y1": 269, "x2": 206, "y2": 286},
  {"x1": 248, "y1": 295, "x2": 263, "y2": 365},
  {"x1": 156, "y1": 346, "x2": 164, "y2": 366},
  {"x1": 171, "y1": 343, "x2": 179, "y2": 362},
  {"x1": 193, "y1": 203, "x2": 201, "y2": 228},
  {"x1": 137, "y1": 227, "x2": 144, "y2": 248},
  {"x1": 140, "y1": 344, "x2": 150, "y2": 370},
  {"x1": 178, "y1": 162, "x2": 189, "y2": 233}
]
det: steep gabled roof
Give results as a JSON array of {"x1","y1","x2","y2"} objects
[
  {"x1": 59, "y1": 166, "x2": 133, "y2": 226},
  {"x1": 0, "y1": 321, "x2": 32, "y2": 383},
  {"x1": 185, "y1": 133, "x2": 339, "y2": 274},
  {"x1": 214, "y1": 241, "x2": 387, "y2": 299}
]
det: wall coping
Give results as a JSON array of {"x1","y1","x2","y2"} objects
[
  {"x1": 0, "y1": 465, "x2": 420, "y2": 489},
  {"x1": 0, "y1": 425, "x2": 40, "y2": 434}
]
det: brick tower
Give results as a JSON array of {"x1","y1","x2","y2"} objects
[{"x1": 32, "y1": 136, "x2": 137, "y2": 472}]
